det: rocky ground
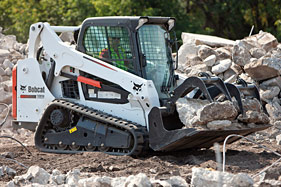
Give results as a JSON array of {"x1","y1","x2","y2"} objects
[
  {"x1": 0, "y1": 127, "x2": 281, "y2": 186},
  {"x1": 0, "y1": 27, "x2": 281, "y2": 186}
]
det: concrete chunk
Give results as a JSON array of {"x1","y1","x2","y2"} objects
[
  {"x1": 198, "y1": 101, "x2": 238, "y2": 124},
  {"x1": 191, "y1": 167, "x2": 254, "y2": 187},
  {"x1": 244, "y1": 57, "x2": 281, "y2": 81},
  {"x1": 260, "y1": 76, "x2": 281, "y2": 89},
  {"x1": 4, "y1": 67, "x2": 12, "y2": 76},
  {"x1": 211, "y1": 59, "x2": 232, "y2": 74},
  {"x1": 257, "y1": 32, "x2": 278, "y2": 52},
  {"x1": 3, "y1": 59, "x2": 13, "y2": 69},
  {"x1": 25, "y1": 165, "x2": 50, "y2": 185},
  {"x1": 215, "y1": 47, "x2": 232, "y2": 60},
  {"x1": 276, "y1": 134, "x2": 281, "y2": 145},
  {"x1": 198, "y1": 45, "x2": 217, "y2": 60},
  {"x1": 249, "y1": 47, "x2": 266, "y2": 59},
  {"x1": 203, "y1": 54, "x2": 216, "y2": 66},
  {"x1": 182, "y1": 32, "x2": 235, "y2": 47},
  {"x1": 125, "y1": 173, "x2": 151, "y2": 187},
  {"x1": 232, "y1": 40, "x2": 252, "y2": 67},
  {"x1": 176, "y1": 98, "x2": 210, "y2": 127},
  {"x1": 237, "y1": 111, "x2": 270, "y2": 124},
  {"x1": 0, "y1": 67, "x2": 5, "y2": 76},
  {"x1": 207, "y1": 120, "x2": 232, "y2": 130},
  {"x1": 260, "y1": 86, "x2": 280, "y2": 101}
]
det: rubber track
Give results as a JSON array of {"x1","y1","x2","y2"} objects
[{"x1": 35, "y1": 100, "x2": 148, "y2": 156}]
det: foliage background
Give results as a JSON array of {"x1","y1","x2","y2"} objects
[{"x1": 0, "y1": 0, "x2": 280, "y2": 43}]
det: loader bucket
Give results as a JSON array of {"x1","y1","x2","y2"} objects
[
  {"x1": 198, "y1": 83, "x2": 244, "y2": 115},
  {"x1": 192, "y1": 81, "x2": 261, "y2": 116},
  {"x1": 148, "y1": 107, "x2": 271, "y2": 152}
]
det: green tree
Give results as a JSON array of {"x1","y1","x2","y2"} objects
[
  {"x1": 0, "y1": 0, "x2": 280, "y2": 42},
  {"x1": 0, "y1": 0, "x2": 97, "y2": 42}
]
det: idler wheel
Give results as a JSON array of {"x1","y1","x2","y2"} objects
[{"x1": 50, "y1": 109, "x2": 70, "y2": 128}]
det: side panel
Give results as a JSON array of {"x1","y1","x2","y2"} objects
[{"x1": 16, "y1": 58, "x2": 55, "y2": 122}]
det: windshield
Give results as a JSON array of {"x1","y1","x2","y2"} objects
[{"x1": 138, "y1": 25, "x2": 174, "y2": 99}]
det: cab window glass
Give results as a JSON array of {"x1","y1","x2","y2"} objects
[{"x1": 83, "y1": 26, "x2": 134, "y2": 72}]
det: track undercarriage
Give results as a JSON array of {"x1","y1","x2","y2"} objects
[{"x1": 35, "y1": 100, "x2": 148, "y2": 156}]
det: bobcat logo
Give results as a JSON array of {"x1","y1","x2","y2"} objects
[
  {"x1": 133, "y1": 83, "x2": 143, "y2": 92},
  {"x1": 20, "y1": 85, "x2": 27, "y2": 91}
]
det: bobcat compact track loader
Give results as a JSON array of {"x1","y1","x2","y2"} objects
[{"x1": 12, "y1": 16, "x2": 270, "y2": 156}]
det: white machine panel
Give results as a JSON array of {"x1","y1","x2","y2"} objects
[{"x1": 16, "y1": 58, "x2": 55, "y2": 122}]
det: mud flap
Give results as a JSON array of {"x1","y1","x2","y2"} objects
[{"x1": 148, "y1": 107, "x2": 271, "y2": 152}]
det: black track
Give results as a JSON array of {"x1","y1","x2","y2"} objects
[{"x1": 34, "y1": 100, "x2": 148, "y2": 156}]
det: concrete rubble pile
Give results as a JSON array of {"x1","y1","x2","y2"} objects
[
  {"x1": 6, "y1": 165, "x2": 188, "y2": 187},
  {"x1": 7, "y1": 165, "x2": 280, "y2": 187},
  {"x1": 176, "y1": 31, "x2": 281, "y2": 136},
  {"x1": 0, "y1": 26, "x2": 27, "y2": 128}
]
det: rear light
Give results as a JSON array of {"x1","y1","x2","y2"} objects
[{"x1": 12, "y1": 65, "x2": 17, "y2": 119}]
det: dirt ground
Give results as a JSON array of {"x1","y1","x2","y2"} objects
[{"x1": 0, "y1": 126, "x2": 280, "y2": 185}]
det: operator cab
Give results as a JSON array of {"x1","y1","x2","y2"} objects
[{"x1": 76, "y1": 16, "x2": 177, "y2": 103}]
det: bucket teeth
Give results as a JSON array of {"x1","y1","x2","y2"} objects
[
  {"x1": 225, "y1": 83, "x2": 244, "y2": 115},
  {"x1": 192, "y1": 75, "x2": 232, "y2": 102},
  {"x1": 199, "y1": 73, "x2": 232, "y2": 101},
  {"x1": 171, "y1": 76, "x2": 213, "y2": 103},
  {"x1": 235, "y1": 78, "x2": 261, "y2": 102},
  {"x1": 171, "y1": 75, "x2": 260, "y2": 116}
]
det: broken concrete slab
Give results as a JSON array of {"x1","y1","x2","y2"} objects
[
  {"x1": 0, "y1": 35, "x2": 17, "y2": 50},
  {"x1": 181, "y1": 32, "x2": 235, "y2": 47},
  {"x1": 276, "y1": 134, "x2": 281, "y2": 145},
  {"x1": 206, "y1": 120, "x2": 232, "y2": 130},
  {"x1": 1, "y1": 80, "x2": 12, "y2": 92},
  {"x1": 177, "y1": 43, "x2": 199, "y2": 71},
  {"x1": 3, "y1": 59, "x2": 13, "y2": 69},
  {"x1": 242, "y1": 98, "x2": 262, "y2": 113},
  {"x1": 185, "y1": 63, "x2": 208, "y2": 77},
  {"x1": 4, "y1": 67, "x2": 12, "y2": 76},
  {"x1": 198, "y1": 101, "x2": 238, "y2": 124},
  {"x1": 0, "y1": 49, "x2": 10, "y2": 58},
  {"x1": 260, "y1": 86, "x2": 280, "y2": 101},
  {"x1": 165, "y1": 176, "x2": 188, "y2": 187},
  {"x1": 176, "y1": 98, "x2": 210, "y2": 127},
  {"x1": 231, "y1": 63, "x2": 243, "y2": 75},
  {"x1": 260, "y1": 76, "x2": 281, "y2": 89},
  {"x1": 244, "y1": 57, "x2": 281, "y2": 81},
  {"x1": 237, "y1": 110, "x2": 270, "y2": 124},
  {"x1": 249, "y1": 47, "x2": 266, "y2": 59},
  {"x1": 215, "y1": 47, "x2": 232, "y2": 60},
  {"x1": 257, "y1": 31, "x2": 278, "y2": 52},
  {"x1": 211, "y1": 59, "x2": 232, "y2": 74},
  {"x1": 125, "y1": 173, "x2": 152, "y2": 187},
  {"x1": 65, "y1": 168, "x2": 80, "y2": 186},
  {"x1": 0, "y1": 91, "x2": 12, "y2": 104},
  {"x1": 0, "y1": 67, "x2": 5, "y2": 76},
  {"x1": 232, "y1": 40, "x2": 253, "y2": 67},
  {"x1": 191, "y1": 167, "x2": 254, "y2": 187},
  {"x1": 265, "y1": 100, "x2": 281, "y2": 122},
  {"x1": 198, "y1": 45, "x2": 217, "y2": 60},
  {"x1": 203, "y1": 54, "x2": 216, "y2": 66},
  {"x1": 20, "y1": 165, "x2": 50, "y2": 185}
]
